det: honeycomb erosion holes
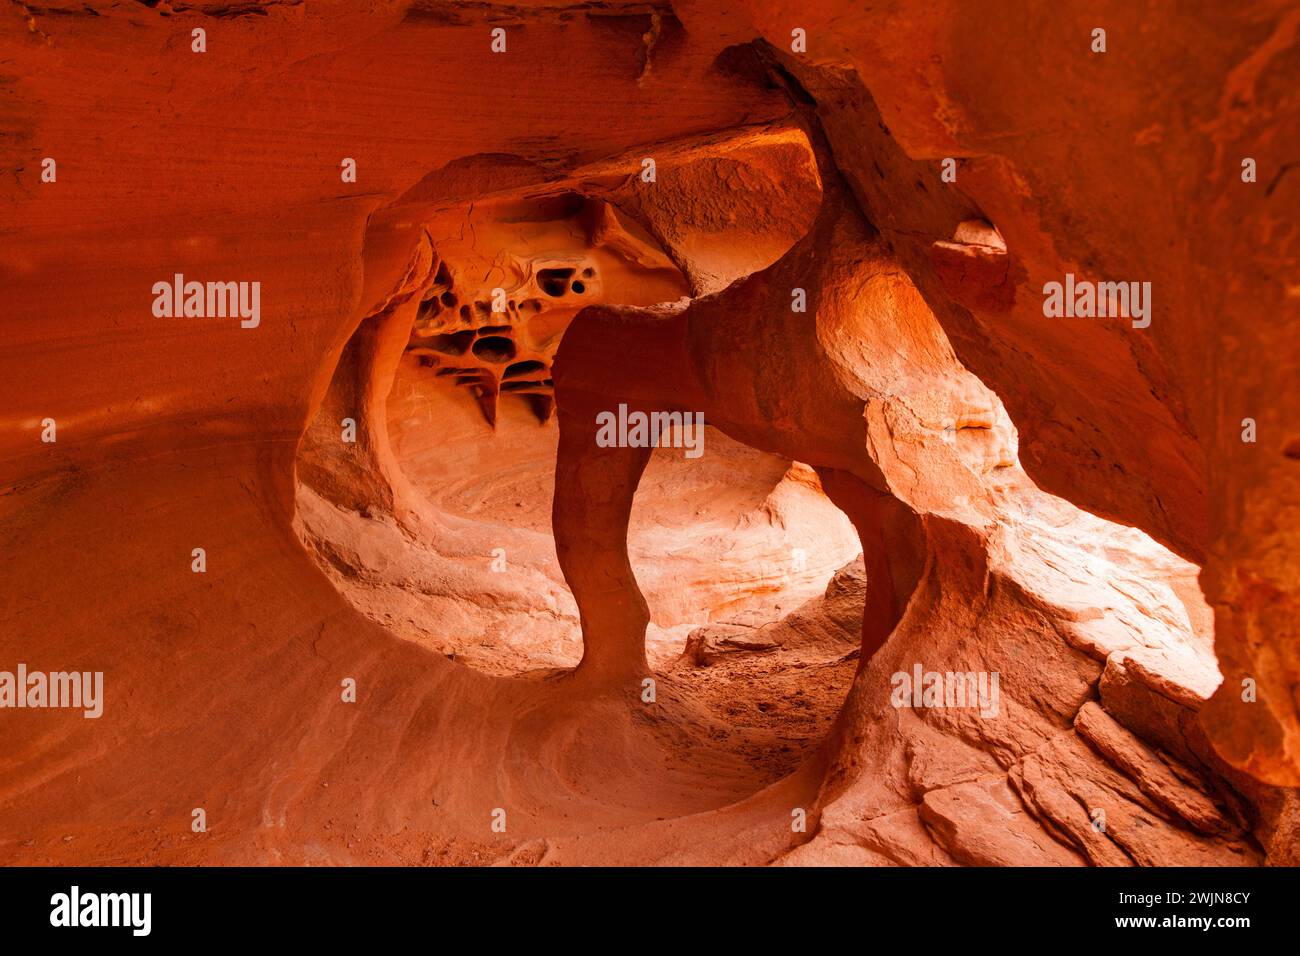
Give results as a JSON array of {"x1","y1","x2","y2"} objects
[{"x1": 1, "y1": 2, "x2": 1297, "y2": 868}]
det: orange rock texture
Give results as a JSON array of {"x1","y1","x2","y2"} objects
[{"x1": 0, "y1": 1, "x2": 1296, "y2": 866}]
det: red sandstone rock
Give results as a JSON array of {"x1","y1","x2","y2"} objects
[{"x1": 0, "y1": 0, "x2": 1295, "y2": 870}]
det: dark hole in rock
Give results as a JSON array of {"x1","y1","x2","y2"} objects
[
  {"x1": 504, "y1": 360, "x2": 547, "y2": 378},
  {"x1": 425, "y1": 330, "x2": 476, "y2": 355},
  {"x1": 472, "y1": 336, "x2": 517, "y2": 363},
  {"x1": 538, "y1": 267, "x2": 576, "y2": 297}
]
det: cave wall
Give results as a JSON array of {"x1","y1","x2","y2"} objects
[
  {"x1": 673, "y1": 0, "x2": 1300, "y2": 785},
  {"x1": 1, "y1": 0, "x2": 1296, "y2": 864},
  {"x1": 0, "y1": 0, "x2": 800, "y2": 863},
  {"x1": 0, "y1": 0, "x2": 790, "y2": 483}
]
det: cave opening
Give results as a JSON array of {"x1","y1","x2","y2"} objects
[
  {"x1": 289, "y1": 121, "x2": 1235, "y2": 846},
  {"x1": 377, "y1": 357, "x2": 862, "y2": 679},
  {"x1": 291, "y1": 152, "x2": 882, "y2": 785}
]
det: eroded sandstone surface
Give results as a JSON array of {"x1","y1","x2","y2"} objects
[{"x1": 0, "y1": 0, "x2": 1296, "y2": 867}]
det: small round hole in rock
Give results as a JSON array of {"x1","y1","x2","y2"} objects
[{"x1": 538, "y1": 267, "x2": 575, "y2": 297}]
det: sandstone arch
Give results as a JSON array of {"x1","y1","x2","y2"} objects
[{"x1": 551, "y1": 138, "x2": 976, "y2": 681}]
